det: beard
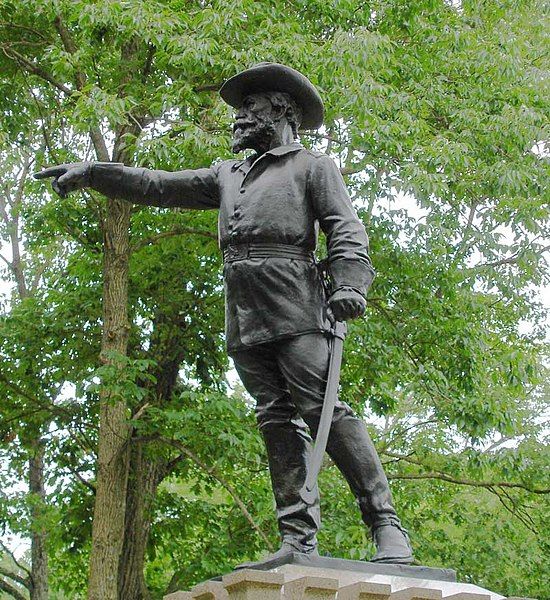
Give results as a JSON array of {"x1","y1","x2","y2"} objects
[{"x1": 231, "y1": 117, "x2": 277, "y2": 154}]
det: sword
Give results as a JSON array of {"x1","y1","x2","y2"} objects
[{"x1": 300, "y1": 319, "x2": 347, "y2": 506}]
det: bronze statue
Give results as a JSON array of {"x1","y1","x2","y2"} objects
[{"x1": 36, "y1": 62, "x2": 413, "y2": 565}]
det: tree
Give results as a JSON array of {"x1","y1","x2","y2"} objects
[
  {"x1": 0, "y1": 137, "x2": 53, "y2": 600},
  {"x1": 0, "y1": 0, "x2": 548, "y2": 599}
]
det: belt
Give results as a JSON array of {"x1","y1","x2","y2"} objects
[{"x1": 223, "y1": 243, "x2": 315, "y2": 263}]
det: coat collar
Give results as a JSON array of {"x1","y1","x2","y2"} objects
[
  {"x1": 231, "y1": 142, "x2": 303, "y2": 173},
  {"x1": 265, "y1": 141, "x2": 304, "y2": 157}
]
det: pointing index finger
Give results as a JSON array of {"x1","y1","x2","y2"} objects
[{"x1": 34, "y1": 165, "x2": 68, "y2": 180}]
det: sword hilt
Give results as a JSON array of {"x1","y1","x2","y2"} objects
[{"x1": 333, "y1": 320, "x2": 347, "y2": 340}]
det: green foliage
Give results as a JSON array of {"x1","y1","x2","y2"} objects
[
  {"x1": 87, "y1": 352, "x2": 157, "y2": 407},
  {"x1": 0, "y1": 0, "x2": 548, "y2": 598}
]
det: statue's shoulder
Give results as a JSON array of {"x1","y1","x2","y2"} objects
[
  {"x1": 297, "y1": 149, "x2": 338, "y2": 176},
  {"x1": 213, "y1": 158, "x2": 241, "y2": 169},
  {"x1": 209, "y1": 158, "x2": 244, "y2": 177},
  {"x1": 298, "y1": 148, "x2": 333, "y2": 162},
  {"x1": 302, "y1": 148, "x2": 326, "y2": 158}
]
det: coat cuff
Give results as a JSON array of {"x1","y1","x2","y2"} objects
[
  {"x1": 90, "y1": 162, "x2": 125, "y2": 198},
  {"x1": 329, "y1": 258, "x2": 376, "y2": 296}
]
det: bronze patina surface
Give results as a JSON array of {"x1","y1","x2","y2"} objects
[{"x1": 35, "y1": 62, "x2": 413, "y2": 566}]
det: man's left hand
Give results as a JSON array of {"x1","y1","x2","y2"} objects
[{"x1": 328, "y1": 288, "x2": 366, "y2": 322}]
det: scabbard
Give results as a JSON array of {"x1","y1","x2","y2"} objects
[{"x1": 300, "y1": 320, "x2": 347, "y2": 506}]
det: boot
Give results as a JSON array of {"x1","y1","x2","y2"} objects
[
  {"x1": 237, "y1": 417, "x2": 320, "y2": 569},
  {"x1": 325, "y1": 416, "x2": 413, "y2": 564},
  {"x1": 370, "y1": 522, "x2": 413, "y2": 564}
]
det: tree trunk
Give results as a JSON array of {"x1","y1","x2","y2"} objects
[
  {"x1": 87, "y1": 197, "x2": 132, "y2": 600},
  {"x1": 4, "y1": 157, "x2": 50, "y2": 600},
  {"x1": 118, "y1": 447, "x2": 166, "y2": 600},
  {"x1": 118, "y1": 312, "x2": 189, "y2": 598},
  {"x1": 29, "y1": 441, "x2": 48, "y2": 600}
]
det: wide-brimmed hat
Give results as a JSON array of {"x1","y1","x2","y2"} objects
[{"x1": 220, "y1": 62, "x2": 324, "y2": 130}]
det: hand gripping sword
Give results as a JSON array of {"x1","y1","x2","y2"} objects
[{"x1": 300, "y1": 320, "x2": 347, "y2": 506}]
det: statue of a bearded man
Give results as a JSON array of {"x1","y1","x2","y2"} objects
[{"x1": 36, "y1": 62, "x2": 413, "y2": 566}]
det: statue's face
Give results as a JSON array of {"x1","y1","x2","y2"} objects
[{"x1": 232, "y1": 93, "x2": 277, "y2": 153}]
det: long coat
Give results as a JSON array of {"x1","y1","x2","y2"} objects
[{"x1": 91, "y1": 142, "x2": 375, "y2": 351}]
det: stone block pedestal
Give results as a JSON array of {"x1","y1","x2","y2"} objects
[{"x1": 164, "y1": 554, "x2": 533, "y2": 600}]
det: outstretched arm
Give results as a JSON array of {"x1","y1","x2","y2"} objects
[{"x1": 34, "y1": 162, "x2": 220, "y2": 210}]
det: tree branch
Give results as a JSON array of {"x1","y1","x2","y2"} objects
[
  {"x1": 0, "y1": 188, "x2": 11, "y2": 225},
  {"x1": 453, "y1": 199, "x2": 478, "y2": 262},
  {"x1": 53, "y1": 15, "x2": 110, "y2": 161},
  {"x1": 474, "y1": 245, "x2": 550, "y2": 269},
  {"x1": 3, "y1": 32, "x2": 110, "y2": 162},
  {"x1": 0, "y1": 372, "x2": 76, "y2": 422},
  {"x1": 0, "y1": 373, "x2": 45, "y2": 407},
  {"x1": 53, "y1": 15, "x2": 84, "y2": 89},
  {"x1": 489, "y1": 486, "x2": 538, "y2": 534},
  {"x1": 1, "y1": 45, "x2": 72, "y2": 94},
  {"x1": 0, "y1": 540, "x2": 30, "y2": 576},
  {"x1": 388, "y1": 471, "x2": 550, "y2": 494},
  {"x1": 378, "y1": 418, "x2": 438, "y2": 451},
  {"x1": 165, "y1": 452, "x2": 185, "y2": 473},
  {"x1": 483, "y1": 435, "x2": 517, "y2": 452},
  {"x1": 0, "y1": 577, "x2": 27, "y2": 600},
  {"x1": 65, "y1": 465, "x2": 96, "y2": 493},
  {"x1": 194, "y1": 83, "x2": 221, "y2": 92},
  {"x1": 89, "y1": 128, "x2": 111, "y2": 163},
  {"x1": 0, "y1": 566, "x2": 30, "y2": 590},
  {"x1": 161, "y1": 438, "x2": 275, "y2": 551},
  {"x1": 30, "y1": 255, "x2": 51, "y2": 293},
  {"x1": 0, "y1": 252, "x2": 12, "y2": 268},
  {"x1": 340, "y1": 165, "x2": 364, "y2": 176},
  {"x1": 111, "y1": 36, "x2": 149, "y2": 164},
  {"x1": 384, "y1": 455, "x2": 549, "y2": 494},
  {"x1": 368, "y1": 298, "x2": 466, "y2": 409},
  {"x1": 0, "y1": 21, "x2": 49, "y2": 41},
  {"x1": 24, "y1": 83, "x2": 61, "y2": 162},
  {"x1": 132, "y1": 226, "x2": 217, "y2": 251},
  {"x1": 9, "y1": 154, "x2": 33, "y2": 299},
  {"x1": 141, "y1": 44, "x2": 155, "y2": 84}
]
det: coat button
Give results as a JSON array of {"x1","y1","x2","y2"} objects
[{"x1": 240, "y1": 188, "x2": 245, "y2": 194}]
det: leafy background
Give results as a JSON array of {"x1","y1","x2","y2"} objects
[{"x1": 0, "y1": 0, "x2": 548, "y2": 599}]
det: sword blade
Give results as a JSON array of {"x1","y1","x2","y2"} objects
[{"x1": 300, "y1": 321, "x2": 347, "y2": 505}]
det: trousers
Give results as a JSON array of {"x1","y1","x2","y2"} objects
[{"x1": 231, "y1": 332, "x2": 400, "y2": 550}]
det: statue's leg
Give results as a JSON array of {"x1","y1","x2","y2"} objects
[
  {"x1": 324, "y1": 418, "x2": 413, "y2": 563},
  {"x1": 276, "y1": 333, "x2": 413, "y2": 564},
  {"x1": 231, "y1": 343, "x2": 320, "y2": 561}
]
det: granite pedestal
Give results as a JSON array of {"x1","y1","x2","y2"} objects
[{"x1": 164, "y1": 555, "x2": 532, "y2": 600}]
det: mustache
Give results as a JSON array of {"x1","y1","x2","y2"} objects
[{"x1": 232, "y1": 119, "x2": 258, "y2": 133}]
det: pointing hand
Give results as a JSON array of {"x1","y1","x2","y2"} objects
[{"x1": 34, "y1": 162, "x2": 92, "y2": 198}]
